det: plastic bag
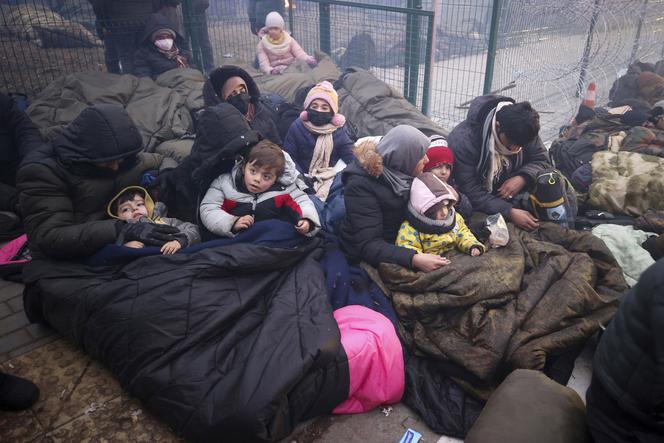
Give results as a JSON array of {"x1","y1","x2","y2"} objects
[{"x1": 487, "y1": 213, "x2": 509, "y2": 248}]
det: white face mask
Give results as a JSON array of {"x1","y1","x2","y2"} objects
[{"x1": 154, "y1": 38, "x2": 174, "y2": 51}]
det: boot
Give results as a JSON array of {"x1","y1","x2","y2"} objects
[{"x1": 0, "y1": 372, "x2": 40, "y2": 411}]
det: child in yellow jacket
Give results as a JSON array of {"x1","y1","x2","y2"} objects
[{"x1": 396, "y1": 172, "x2": 485, "y2": 257}]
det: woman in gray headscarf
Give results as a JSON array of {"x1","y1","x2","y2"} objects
[{"x1": 339, "y1": 125, "x2": 450, "y2": 272}]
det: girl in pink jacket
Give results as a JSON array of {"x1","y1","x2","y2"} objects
[{"x1": 257, "y1": 11, "x2": 317, "y2": 75}]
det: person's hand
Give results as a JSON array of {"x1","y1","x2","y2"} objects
[
  {"x1": 124, "y1": 241, "x2": 144, "y2": 249},
  {"x1": 412, "y1": 253, "x2": 451, "y2": 272},
  {"x1": 295, "y1": 219, "x2": 311, "y2": 235},
  {"x1": 232, "y1": 215, "x2": 254, "y2": 233},
  {"x1": 509, "y1": 208, "x2": 539, "y2": 231},
  {"x1": 497, "y1": 175, "x2": 527, "y2": 200},
  {"x1": 119, "y1": 223, "x2": 180, "y2": 246},
  {"x1": 307, "y1": 56, "x2": 318, "y2": 67},
  {"x1": 270, "y1": 66, "x2": 286, "y2": 75},
  {"x1": 470, "y1": 246, "x2": 482, "y2": 257},
  {"x1": 161, "y1": 240, "x2": 181, "y2": 255}
]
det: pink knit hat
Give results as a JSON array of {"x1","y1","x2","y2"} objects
[
  {"x1": 300, "y1": 81, "x2": 346, "y2": 127},
  {"x1": 264, "y1": 11, "x2": 285, "y2": 30}
]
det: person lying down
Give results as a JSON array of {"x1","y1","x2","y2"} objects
[{"x1": 108, "y1": 186, "x2": 200, "y2": 254}]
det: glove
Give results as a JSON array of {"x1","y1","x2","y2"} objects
[
  {"x1": 271, "y1": 65, "x2": 287, "y2": 75},
  {"x1": 117, "y1": 222, "x2": 180, "y2": 247},
  {"x1": 307, "y1": 56, "x2": 318, "y2": 67}
]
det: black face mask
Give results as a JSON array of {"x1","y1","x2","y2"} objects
[
  {"x1": 227, "y1": 93, "x2": 251, "y2": 115},
  {"x1": 307, "y1": 109, "x2": 334, "y2": 126}
]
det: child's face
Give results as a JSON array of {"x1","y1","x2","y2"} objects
[
  {"x1": 309, "y1": 99, "x2": 331, "y2": 113},
  {"x1": 430, "y1": 164, "x2": 452, "y2": 183},
  {"x1": 117, "y1": 195, "x2": 149, "y2": 220},
  {"x1": 267, "y1": 27, "x2": 282, "y2": 40},
  {"x1": 433, "y1": 200, "x2": 451, "y2": 220},
  {"x1": 243, "y1": 161, "x2": 278, "y2": 194}
]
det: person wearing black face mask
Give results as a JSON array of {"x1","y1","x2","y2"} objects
[
  {"x1": 283, "y1": 82, "x2": 356, "y2": 202},
  {"x1": 202, "y1": 65, "x2": 282, "y2": 144}
]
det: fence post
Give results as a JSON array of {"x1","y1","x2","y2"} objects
[
  {"x1": 404, "y1": 0, "x2": 422, "y2": 105},
  {"x1": 483, "y1": 0, "x2": 502, "y2": 95},
  {"x1": 577, "y1": 0, "x2": 601, "y2": 97},
  {"x1": 288, "y1": 0, "x2": 295, "y2": 36},
  {"x1": 630, "y1": 0, "x2": 649, "y2": 63},
  {"x1": 182, "y1": 0, "x2": 203, "y2": 70},
  {"x1": 319, "y1": 1, "x2": 331, "y2": 55},
  {"x1": 422, "y1": 14, "x2": 434, "y2": 115}
]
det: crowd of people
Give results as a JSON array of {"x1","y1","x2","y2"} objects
[{"x1": 0, "y1": 8, "x2": 662, "y2": 443}]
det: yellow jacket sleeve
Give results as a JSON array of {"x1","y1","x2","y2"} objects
[
  {"x1": 455, "y1": 214, "x2": 486, "y2": 254},
  {"x1": 396, "y1": 220, "x2": 424, "y2": 254}
]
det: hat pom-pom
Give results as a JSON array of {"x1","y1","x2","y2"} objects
[
  {"x1": 300, "y1": 110, "x2": 309, "y2": 121},
  {"x1": 331, "y1": 113, "x2": 346, "y2": 127}
]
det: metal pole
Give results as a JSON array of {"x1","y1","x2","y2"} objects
[
  {"x1": 577, "y1": 0, "x2": 601, "y2": 97},
  {"x1": 288, "y1": 0, "x2": 295, "y2": 36},
  {"x1": 630, "y1": 0, "x2": 648, "y2": 63},
  {"x1": 422, "y1": 15, "x2": 435, "y2": 115},
  {"x1": 483, "y1": 0, "x2": 503, "y2": 95},
  {"x1": 182, "y1": 0, "x2": 203, "y2": 70},
  {"x1": 408, "y1": 0, "x2": 422, "y2": 106},
  {"x1": 319, "y1": 1, "x2": 331, "y2": 55},
  {"x1": 426, "y1": 0, "x2": 442, "y2": 115}
]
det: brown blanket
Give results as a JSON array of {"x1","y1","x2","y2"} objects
[{"x1": 373, "y1": 223, "x2": 627, "y2": 393}]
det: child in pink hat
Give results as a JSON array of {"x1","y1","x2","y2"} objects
[
  {"x1": 283, "y1": 81, "x2": 355, "y2": 201},
  {"x1": 256, "y1": 11, "x2": 317, "y2": 75}
]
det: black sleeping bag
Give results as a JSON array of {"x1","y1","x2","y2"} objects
[{"x1": 22, "y1": 229, "x2": 349, "y2": 442}]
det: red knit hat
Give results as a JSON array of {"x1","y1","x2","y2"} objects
[{"x1": 423, "y1": 139, "x2": 454, "y2": 172}]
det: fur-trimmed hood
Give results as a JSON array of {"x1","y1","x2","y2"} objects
[
  {"x1": 203, "y1": 65, "x2": 261, "y2": 107},
  {"x1": 350, "y1": 137, "x2": 384, "y2": 177}
]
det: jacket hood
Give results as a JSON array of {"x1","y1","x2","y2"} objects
[
  {"x1": 409, "y1": 172, "x2": 458, "y2": 216},
  {"x1": 203, "y1": 65, "x2": 261, "y2": 107},
  {"x1": 350, "y1": 137, "x2": 384, "y2": 178},
  {"x1": 466, "y1": 95, "x2": 516, "y2": 126},
  {"x1": 107, "y1": 186, "x2": 155, "y2": 220},
  {"x1": 140, "y1": 13, "x2": 185, "y2": 44},
  {"x1": 53, "y1": 104, "x2": 143, "y2": 164}
]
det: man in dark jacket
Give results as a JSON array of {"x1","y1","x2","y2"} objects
[
  {"x1": 190, "y1": 0, "x2": 214, "y2": 73},
  {"x1": 132, "y1": 13, "x2": 194, "y2": 78},
  {"x1": 17, "y1": 104, "x2": 178, "y2": 259},
  {"x1": 203, "y1": 65, "x2": 282, "y2": 144},
  {"x1": 0, "y1": 93, "x2": 42, "y2": 238},
  {"x1": 248, "y1": 0, "x2": 285, "y2": 35},
  {"x1": 447, "y1": 95, "x2": 550, "y2": 231},
  {"x1": 586, "y1": 259, "x2": 664, "y2": 442}
]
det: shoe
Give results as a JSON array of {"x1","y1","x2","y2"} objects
[
  {"x1": 0, "y1": 211, "x2": 20, "y2": 232},
  {"x1": 0, "y1": 372, "x2": 40, "y2": 411}
]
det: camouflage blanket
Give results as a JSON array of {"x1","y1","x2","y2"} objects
[
  {"x1": 0, "y1": 3, "x2": 100, "y2": 48},
  {"x1": 588, "y1": 151, "x2": 664, "y2": 216},
  {"x1": 371, "y1": 223, "x2": 626, "y2": 395},
  {"x1": 26, "y1": 69, "x2": 205, "y2": 152},
  {"x1": 621, "y1": 126, "x2": 664, "y2": 157}
]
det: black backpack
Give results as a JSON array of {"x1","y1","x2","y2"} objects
[{"x1": 528, "y1": 169, "x2": 578, "y2": 228}]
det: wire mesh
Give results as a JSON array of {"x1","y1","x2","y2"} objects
[{"x1": 1, "y1": 0, "x2": 664, "y2": 142}]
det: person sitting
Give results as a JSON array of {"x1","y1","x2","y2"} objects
[
  {"x1": 0, "y1": 93, "x2": 42, "y2": 240},
  {"x1": 256, "y1": 11, "x2": 317, "y2": 75},
  {"x1": 283, "y1": 81, "x2": 355, "y2": 200},
  {"x1": 586, "y1": 258, "x2": 664, "y2": 443},
  {"x1": 133, "y1": 13, "x2": 193, "y2": 78},
  {"x1": 203, "y1": 65, "x2": 281, "y2": 144},
  {"x1": 396, "y1": 172, "x2": 484, "y2": 259},
  {"x1": 423, "y1": 135, "x2": 473, "y2": 220},
  {"x1": 108, "y1": 186, "x2": 200, "y2": 254},
  {"x1": 18, "y1": 104, "x2": 178, "y2": 259},
  {"x1": 447, "y1": 96, "x2": 551, "y2": 232},
  {"x1": 200, "y1": 140, "x2": 320, "y2": 238},
  {"x1": 339, "y1": 125, "x2": 450, "y2": 273}
]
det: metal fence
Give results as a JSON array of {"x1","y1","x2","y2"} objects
[{"x1": 1, "y1": 0, "x2": 664, "y2": 142}]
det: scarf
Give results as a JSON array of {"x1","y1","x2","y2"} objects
[
  {"x1": 156, "y1": 44, "x2": 188, "y2": 69},
  {"x1": 302, "y1": 120, "x2": 338, "y2": 200},
  {"x1": 377, "y1": 125, "x2": 429, "y2": 198},
  {"x1": 482, "y1": 101, "x2": 523, "y2": 192},
  {"x1": 260, "y1": 32, "x2": 292, "y2": 57}
]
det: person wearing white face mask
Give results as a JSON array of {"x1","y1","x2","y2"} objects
[{"x1": 133, "y1": 13, "x2": 194, "y2": 78}]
